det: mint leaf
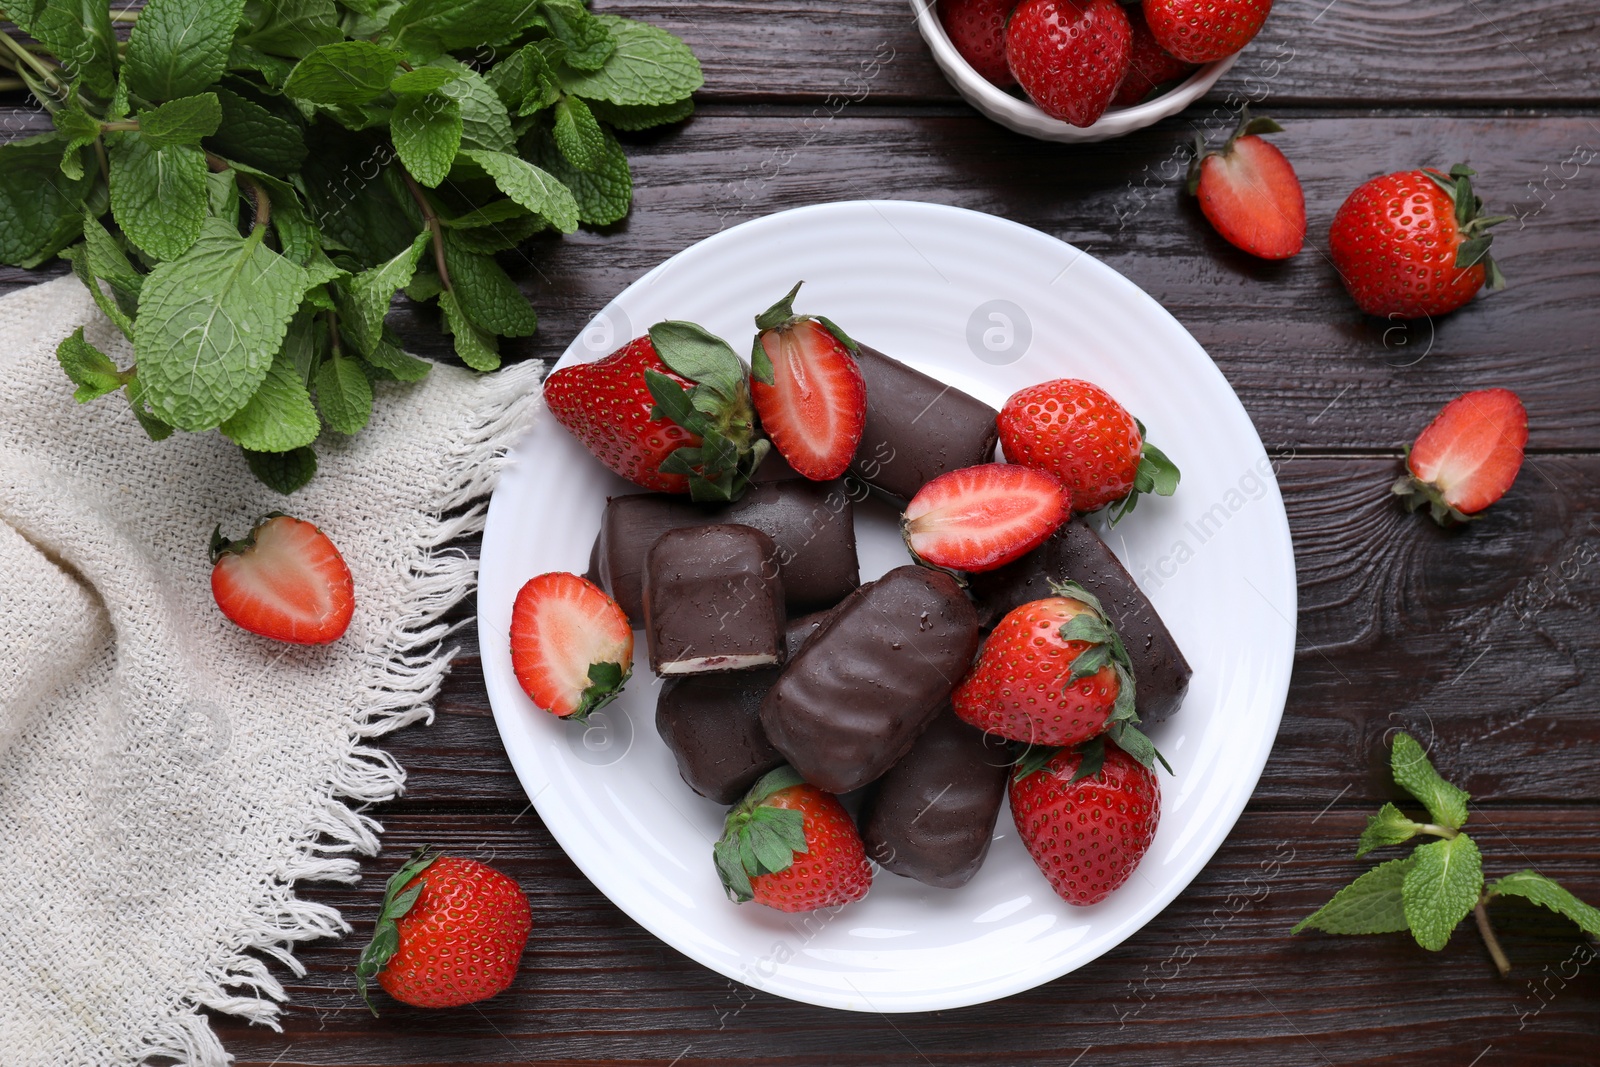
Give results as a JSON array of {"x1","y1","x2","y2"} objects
[
  {"x1": 54, "y1": 105, "x2": 101, "y2": 181},
  {"x1": 553, "y1": 95, "x2": 606, "y2": 171},
  {"x1": 1356, "y1": 803, "x2": 1423, "y2": 858},
  {"x1": 438, "y1": 65, "x2": 515, "y2": 154},
  {"x1": 442, "y1": 232, "x2": 538, "y2": 337},
  {"x1": 392, "y1": 93, "x2": 461, "y2": 188},
  {"x1": 437, "y1": 289, "x2": 500, "y2": 371},
  {"x1": 124, "y1": 0, "x2": 246, "y2": 101},
  {"x1": 283, "y1": 41, "x2": 401, "y2": 105},
  {"x1": 1390, "y1": 732, "x2": 1470, "y2": 831},
  {"x1": 390, "y1": 67, "x2": 460, "y2": 94},
  {"x1": 237, "y1": 0, "x2": 344, "y2": 59},
  {"x1": 445, "y1": 213, "x2": 543, "y2": 254},
  {"x1": 139, "y1": 93, "x2": 223, "y2": 147},
  {"x1": 227, "y1": 43, "x2": 296, "y2": 88},
  {"x1": 80, "y1": 215, "x2": 143, "y2": 302},
  {"x1": 315, "y1": 353, "x2": 374, "y2": 433},
  {"x1": 0, "y1": 136, "x2": 88, "y2": 268},
  {"x1": 585, "y1": 96, "x2": 693, "y2": 131},
  {"x1": 557, "y1": 15, "x2": 704, "y2": 107},
  {"x1": 540, "y1": 0, "x2": 616, "y2": 71},
  {"x1": 461, "y1": 148, "x2": 578, "y2": 233},
  {"x1": 1293, "y1": 857, "x2": 1415, "y2": 936},
  {"x1": 1488, "y1": 871, "x2": 1600, "y2": 937},
  {"x1": 56, "y1": 327, "x2": 126, "y2": 402},
  {"x1": 244, "y1": 445, "x2": 317, "y2": 493},
  {"x1": 206, "y1": 168, "x2": 240, "y2": 224},
  {"x1": 441, "y1": 199, "x2": 531, "y2": 229},
  {"x1": 1402, "y1": 834, "x2": 1483, "y2": 951},
  {"x1": 9, "y1": 0, "x2": 118, "y2": 98},
  {"x1": 133, "y1": 219, "x2": 311, "y2": 430},
  {"x1": 529, "y1": 122, "x2": 631, "y2": 226},
  {"x1": 109, "y1": 134, "x2": 208, "y2": 261},
  {"x1": 362, "y1": 336, "x2": 432, "y2": 382},
  {"x1": 486, "y1": 42, "x2": 560, "y2": 114},
  {"x1": 205, "y1": 87, "x2": 309, "y2": 175},
  {"x1": 126, "y1": 373, "x2": 174, "y2": 440},
  {"x1": 65, "y1": 243, "x2": 136, "y2": 338},
  {"x1": 219, "y1": 344, "x2": 320, "y2": 451},
  {"x1": 388, "y1": 0, "x2": 547, "y2": 56},
  {"x1": 335, "y1": 231, "x2": 429, "y2": 355}
]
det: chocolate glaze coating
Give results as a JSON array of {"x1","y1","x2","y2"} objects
[
  {"x1": 967, "y1": 519, "x2": 1192, "y2": 722},
  {"x1": 849, "y1": 344, "x2": 1000, "y2": 503},
  {"x1": 761, "y1": 565, "x2": 982, "y2": 794},
  {"x1": 654, "y1": 614, "x2": 841, "y2": 804},
  {"x1": 643, "y1": 524, "x2": 786, "y2": 675},
  {"x1": 859, "y1": 707, "x2": 1010, "y2": 889},
  {"x1": 594, "y1": 479, "x2": 859, "y2": 622}
]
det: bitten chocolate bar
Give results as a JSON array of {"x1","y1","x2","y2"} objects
[
  {"x1": 849, "y1": 344, "x2": 1000, "y2": 503},
  {"x1": 760, "y1": 565, "x2": 981, "y2": 794},
  {"x1": 642, "y1": 524, "x2": 786, "y2": 676},
  {"x1": 654, "y1": 611, "x2": 839, "y2": 804},
  {"x1": 592, "y1": 479, "x2": 859, "y2": 622},
  {"x1": 967, "y1": 519, "x2": 1192, "y2": 722},
  {"x1": 860, "y1": 706, "x2": 1009, "y2": 889}
]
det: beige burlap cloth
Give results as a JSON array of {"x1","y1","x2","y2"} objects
[{"x1": 0, "y1": 275, "x2": 543, "y2": 1065}]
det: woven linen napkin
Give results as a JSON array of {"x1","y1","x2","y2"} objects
[{"x1": 0, "y1": 275, "x2": 543, "y2": 1066}]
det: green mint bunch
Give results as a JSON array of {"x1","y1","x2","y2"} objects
[
  {"x1": 1294, "y1": 732, "x2": 1600, "y2": 974},
  {"x1": 0, "y1": 0, "x2": 701, "y2": 492}
]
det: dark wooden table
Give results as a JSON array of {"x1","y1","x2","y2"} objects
[{"x1": 8, "y1": 0, "x2": 1600, "y2": 1062}]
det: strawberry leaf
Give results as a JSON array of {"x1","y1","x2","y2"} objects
[
  {"x1": 1356, "y1": 803, "x2": 1423, "y2": 858},
  {"x1": 356, "y1": 846, "x2": 439, "y2": 1014},
  {"x1": 1402, "y1": 833, "x2": 1483, "y2": 951},
  {"x1": 1487, "y1": 871, "x2": 1600, "y2": 937},
  {"x1": 749, "y1": 334, "x2": 775, "y2": 386},
  {"x1": 643, "y1": 369, "x2": 710, "y2": 436},
  {"x1": 1012, "y1": 743, "x2": 1062, "y2": 782},
  {"x1": 1389, "y1": 732, "x2": 1469, "y2": 831},
  {"x1": 1059, "y1": 613, "x2": 1113, "y2": 648},
  {"x1": 648, "y1": 320, "x2": 747, "y2": 403},
  {"x1": 1106, "y1": 721, "x2": 1169, "y2": 775},
  {"x1": 1293, "y1": 856, "x2": 1415, "y2": 936},
  {"x1": 714, "y1": 766, "x2": 808, "y2": 902},
  {"x1": 1068, "y1": 736, "x2": 1106, "y2": 783},
  {"x1": 754, "y1": 280, "x2": 804, "y2": 332},
  {"x1": 569, "y1": 659, "x2": 629, "y2": 723},
  {"x1": 1067, "y1": 643, "x2": 1111, "y2": 683}
]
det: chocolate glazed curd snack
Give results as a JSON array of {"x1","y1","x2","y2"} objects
[
  {"x1": 642, "y1": 524, "x2": 787, "y2": 676},
  {"x1": 760, "y1": 565, "x2": 982, "y2": 794}
]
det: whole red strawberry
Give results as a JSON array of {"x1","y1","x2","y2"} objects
[
  {"x1": 510, "y1": 572, "x2": 633, "y2": 720},
  {"x1": 1145, "y1": 0, "x2": 1272, "y2": 63},
  {"x1": 1393, "y1": 388, "x2": 1527, "y2": 526},
  {"x1": 357, "y1": 850, "x2": 532, "y2": 1011},
  {"x1": 750, "y1": 282, "x2": 867, "y2": 481},
  {"x1": 714, "y1": 767, "x2": 872, "y2": 913},
  {"x1": 1009, "y1": 738, "x2": 1161, "y2": 905},
  {"x1": 998, "y1": 378, "x2": 1179, "y2": 519},
  {"x1": 940, "y1": 0, "x2": 1018, "y2": 87},
  {"x1": 210, "y1": 515, "x2": 354, "y2": 645},
  {"x1": 1188, "y1": 109, "x2": 1305, "y2": 260},
  {"x1": 545, "y1": 324, "x2": 767, "y2": 500},
  {"x1": 1112, "y1": 4, "x2": 1197, "y2": 107},
  {"x1": 1329, "y1": 164, "x2": 1509, "y2": 319},
  {"x1": 1005, "y1": 0, "x2": 1132, "y2": 128}
]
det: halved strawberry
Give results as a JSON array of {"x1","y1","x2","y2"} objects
[
  {"x1": 1188, "y1": 109, "x2": 1305, "y2": 260},
  {"x1": 749, "y1": 282, "x2": 867, "y2": 481},
  {"x1": 902, "y1": 463, "x2": 1069, "y2": 572},
  {"x1": 510, "y1": 572, "x2": 633, "y2": 721},
  {"x1": 1393, "y1": 388, "x2": 1527, "y2": 526},
  {"x1": 210, "y1": 515, "x2": 355, "y2": 645}
]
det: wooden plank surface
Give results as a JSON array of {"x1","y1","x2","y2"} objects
[{"x1": 3, "y1": 0, "x2": 1598, "y2": 1062}]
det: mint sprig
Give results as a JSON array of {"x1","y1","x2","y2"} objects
[
  {"x1": 0, "y1": 0, "x2": 702, "y2": 493},
  {"x1": 1294, "y1": 731, "x2": 1600, "y2": 974}
]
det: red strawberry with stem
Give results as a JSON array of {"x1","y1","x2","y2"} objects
[
  {"x1": 545, "y1": 326, "x2": 769, "y2": 501},
  {"x1": 210, "y1": 514, "x2": 355, "y2": 645},
  {"x1": 1145, "y1": 0, "x2": 1272, "y2": 63},
  {"x1": 1329, "y1": 163, "x2": 1510, "y2": 319},
  {"x1": 998, "y1": 378, "x2": 1179, "y2": 520},
  {"x1": 749, "y1": 282, "x2": 867, "y2": 481},
  {"x1": 953, "y1": 581, "x2": 1165, "y2": 766},
  {"x1": 714, "y1": 766, "x2": 872, "y2": 913},
  {"x1": 356, "y1": 848, "x2": 532, "y2": 1012},
  {"x1": 1392, "y1": 388, "x2": 1527, "y2": 526},
  {"x1": 902, "y1": 463, "x2": 1070, "y2": 573},
  {"x1": 1187, "y1": 108, "x2": 1305, "y2": 260},
  {"x1": 1112, "y1": 4, "x2": 1197, "y2": 108},
  {"x1": 510, "y1": 572, "x2": 633, "y2": 722},
  {"x1": 1005, "y1": 0, "x2": 1132, "y2": 128},
  {"x1": 939, "y1": 0, "x2": 1018, "y2": 88},
  {"x1": 1009, "y1": 737, "x2": 1162, "y2": 905}
]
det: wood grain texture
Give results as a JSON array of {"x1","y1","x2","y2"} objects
[{"x1": 208, "y1": 812, "x2": 1600, "y2": 1066}]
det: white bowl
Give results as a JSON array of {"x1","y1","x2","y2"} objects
[{"x1": 912, "y1": 0, "x2": 1239, "y2": 142}]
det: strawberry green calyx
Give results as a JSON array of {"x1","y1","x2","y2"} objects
[
  {"x1": 749, "y1": 280, "x2": 859, "y2": 386},
  {"x1": 1110, "y1": 419, "x2": 1181, "y2": 524},
  {"x1": 208, "y1": 512, "x2": 291, "y2": 563},
  {"x1": 644, "y1": 320, "x2": 770, "y2": 503},
  {"x1": 355, "y1": 846, "x2": 439, "y2": 1015},
  {"x1": 1185, "y1": 105, "x2": 1285, "y2": 194},
  {"x1": 1392, "y1": 442, "x2": 1480, "y2": 527},
  {"x1": 568, "y1": 659, "x2": 631, "y2": 724},
  {"x1": 713, "y1": 765, "x2": 809, "y2": 903},
  {"x1": 1048, "y1": 580, "x2": 1171, "y2": 775},
  {"x1": 1420, "y1": 163, "x2": 1511, "y2": 291}
]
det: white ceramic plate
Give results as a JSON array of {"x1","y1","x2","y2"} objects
[
  {"x1": 909, "y1": 0, "x2": 1240, "y2": 143},
  {"x1": 479, "y1": 201, "x2": 1296, "y2": 1013}
]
